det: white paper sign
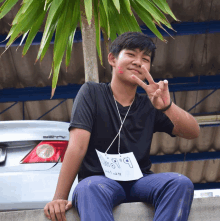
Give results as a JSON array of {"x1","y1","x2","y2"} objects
[{"x1": 96, "y1": 149, "x2": 143, "y2": 181}]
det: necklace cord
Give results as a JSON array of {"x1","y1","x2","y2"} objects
[{"x1": 105, "y1": 91, "x2": 135, "y2": 156}]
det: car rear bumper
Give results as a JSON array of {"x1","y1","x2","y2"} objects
[{"x1": 0, "y1": 163, "x2": 78, "y2": 211}]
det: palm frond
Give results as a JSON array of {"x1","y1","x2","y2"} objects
[
  {"x1": 112, "y1": 0, "x2": 120, "y2": 13},
  {"x1": 94, "y1": 0, "x2": 102, "y2": 65},
  {"x1": 6, "y1": 0, "x2": 44, "y2": 48},
  {"x1": 101, "y1": 0, "x2": 110, "y2": 35},
  {"x1": 22, "y1": 9, "x2": 47, "y2": 55},
  {"x1": 51, "y1": 0, "x2": 77, "y2": 98},
  {"x1": 121, "y1": 0, "x2": 132, "y2": 15},
  {"x1": 131, "y1": 0, "x2": 165, "y2": 42},
  {"x1": 0, "y1": 0, "x2": 178, "y2": 98},
  {"x1": 0, "y1": 0, "x2": 19, "y2": 20},
  {"x1": 84, "y1": 0, "x2": 93, "y2": 26},
  {"x1": 119, "y1": 0, "x2": 141, "y2": 33},
  {"x1": 12, "y1": 0, "x2": 35, "y2": 25},
  {"x1": 65, "y1": 0, "x2": 80, "y2": 68},
  {"x1": 151, "y1": 0, "x2": 180, "y2": 21},
  {"x1": 36, "y1": 0, "x2": 65, "y2": 62}
]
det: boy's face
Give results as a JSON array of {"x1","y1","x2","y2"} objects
[{"x1": 108, "y1": 48, "x2": 152, "y2": 85}]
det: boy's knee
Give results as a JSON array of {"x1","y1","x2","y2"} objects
[
  {"x1": 75, "y1": 177, "x2": 100, "y2": 192},
  {"x1": 74, "y1": 175, "x2": 113, "y2": 196},
  {"x1": 171, "y1": 173, "x2": 194, "y2": 193}
]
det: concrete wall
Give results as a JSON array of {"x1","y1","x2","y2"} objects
[{"x1": 0, "y1": 197, "x2": 219, "y2": 221}]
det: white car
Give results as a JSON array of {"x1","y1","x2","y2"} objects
[{"x1": 0, "y1": 120, "x2": 78, "y2": 212}]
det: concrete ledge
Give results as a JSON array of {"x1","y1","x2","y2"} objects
[{"x1": 0, "y1": 197, "x2": 220, "y2": 221}]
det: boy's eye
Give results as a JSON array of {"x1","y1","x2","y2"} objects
[{"x1": 128, "y1": 53, "x2": 149, "y2": 61}]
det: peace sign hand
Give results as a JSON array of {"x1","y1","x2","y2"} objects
[{"x1": 131, "y1": 65, "x2": 171, "y2": 110}]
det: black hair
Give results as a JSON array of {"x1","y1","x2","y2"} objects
[{"x1": 109, "y1": 32, "x2": 156, "y2": 71}]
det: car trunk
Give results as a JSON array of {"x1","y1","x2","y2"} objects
[
  {"x1": 0, "y1": 120, "x2": 70, "y2": 172},
  {"x1": 0, "y1": 141, "x2": 58, "y2": 172}
]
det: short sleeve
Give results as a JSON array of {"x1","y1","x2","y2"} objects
[
  {"x1": 68, "y1": 82, "x2": 96, "y2": 133},
  {"x1": 153, "y1": 108, "x2": 176, "y2": 137}
]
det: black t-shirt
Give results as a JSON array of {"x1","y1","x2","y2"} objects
[{"x1": 68, "y1": 81, "x2": 176, "y2": 182}]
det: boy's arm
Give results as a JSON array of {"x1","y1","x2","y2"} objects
[
  {"x1": 53, "y1": 128, "x2": 91, "y2": 200},
  {"x1": 44, "y1": 128, "x2": 91, "y2": 221}
]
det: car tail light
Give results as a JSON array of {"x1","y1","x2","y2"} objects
[{"x1": 20, "y1": 141, "x2": 68, "y2": 163}]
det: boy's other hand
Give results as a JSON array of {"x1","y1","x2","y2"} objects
[{"x1": 44, "y1": 199, "x2": 72, "y2": 221}]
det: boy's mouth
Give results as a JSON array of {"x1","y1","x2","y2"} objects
[{"x1": 129, "y1": 69, "x2": 140, "y2": 74}]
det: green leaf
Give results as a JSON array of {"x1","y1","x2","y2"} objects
[
  {"x1": 136, "y1": 0, "x2": 176, "y2": 36},
  {"x1": 22, "y1": 0, "x2": 31, "y2": 3},
  {"x1": 65, "y1": 28, "x2": 76, "y2": 68},
  {"x1": 106, "y1": 0, "x2": 140, "y2": 40},
  {"x1": 158, "y1": 0, "x2": 179, "y2": 21},
  {"x1": 121, "y1": 0, "x2": 132, "y2": 15},
  {"x1": 84, "y1": 0, "x2": 92, "y2": 26},
  {"x1": 151, "y1": 0, "x2": 179, "y2": 21},
  {"x1": 39, "y1": 19, "x2": 59, "y2": 62},
  {"x1": 22, "y1": 9, "x2": 47, "y2": 56},
  {"x1": 149, "y1": 1, "x2": 175, "y2": 31},
  {"x1": 40, "y1": 0, "x2": 66, "y2": 61},
  {"x1": 36, "y1": 0, "x2": 65, "y2": 62},
  {"x1": 17, "y1": 30, "x2": 29, "y2": 49},
  {"x1": 4, "y1": 0, "x2": 36, "y2": 41},
  {"x1": 51, "y1": 0, "x2": 75, "y2": 96},
  {"x1": 0, "y1": 0, "x2": 19, "y2": 19},
  {"x1": 94, "y1": 0, "x2": 102, "y2": 66},
  {"x1": 101, "y1": 0, "x2": 110, "y2": 36},
  {"x1": 107, "y1": 0, "x2": 136, "y2": 38},
  {"x1": 0, "y1": 0, "x2": 6, "y2": 3},
  {"x1": 48, "y1": 61, "x2": 53, "y2": 80},
  {"x1": 99, "y1": 0, "x2": 110, "y2": 39},
  {"x1": 119, "y1": 0, "x2": 141, "y2": 32},
  {"x1": 45, "y1": 0, "x2": 53, "y2": 4},
  {"x1": 151, "y1": 0, "x2": 167, "y2": 13},
  {"x1": 6, "y1": 0, "x2": 43, "y2": 47},
  {"x1": 112, "y1": 0, "x2": 120, "y2": 13},
  {"x1": 4, "y1": 21, "x2": 16, "y2": 41},
  {"x1": 137, "y1": 0, "x2": 171, "y2": 28},
  {"x1": 44, "y1": 0, "x2": 53, "y2": 10},
  {"x1": 39, "y1": 26, "x2": 56, "y2": 62},
  {"x1": 65, "y1": 0, "x2": 80, "y2": 68},
  {"x1": 12, "y1": 0, "x2": 34, "y2": 25},
  {"x1": 131, "y1": 0, "x2": 165, "y2": 42},
  {"x1": 116, "y1": 10, "x2": 131, "y2": 33},
  {"x1": 54, "y1": 0, "x2": 74, "y2": 64},
  {"x1": 107, "y1": 0, "x2": 121, "y2": 38}
]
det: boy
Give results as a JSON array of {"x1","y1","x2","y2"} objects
[{"x1": 44, "y1": 32, "x2": 200, "y2": 221}]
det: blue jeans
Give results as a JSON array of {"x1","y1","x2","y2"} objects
[{"x1": 72, "y1": 172, "x2": 194, "y2": 221}]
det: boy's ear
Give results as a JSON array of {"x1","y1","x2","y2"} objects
[{"x1": 108, "y1": 52, "x2": 116, "y2": 67}]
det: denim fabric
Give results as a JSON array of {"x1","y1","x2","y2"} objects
[{"x1": 72, "y1": 172, "x2": 194, "y2": 221}]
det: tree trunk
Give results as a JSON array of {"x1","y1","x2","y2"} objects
[{"x1": 80, "y1": 0, "x2": 99, "y2": 83}]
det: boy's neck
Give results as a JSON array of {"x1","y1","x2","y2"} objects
[{"x1": 110, "y1": 79, "x2": 137, "y2": 107}]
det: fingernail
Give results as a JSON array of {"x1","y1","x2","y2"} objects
[{"x1": 164, "y1": 80, "x2": 168, "y2": 83}]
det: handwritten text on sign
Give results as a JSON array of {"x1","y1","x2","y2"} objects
[{"x1": 96, "y1": 149, "x2": 143, "y2": 181}]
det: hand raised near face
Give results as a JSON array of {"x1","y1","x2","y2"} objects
[{"x1": 131, "y1": 65, "x2": 171, "y2": 110}]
